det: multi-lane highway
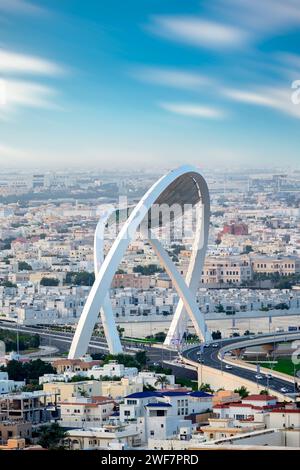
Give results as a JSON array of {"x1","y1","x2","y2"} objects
[
  {"x1": 182, "y1": 333, "x2": 300, "y2": 398},
  {"x1": 0, "y1": 321, "x2": 177, "y2": 363},
  {"x1": 1, "y1": 321, "x2": 299, "y2": 397}
]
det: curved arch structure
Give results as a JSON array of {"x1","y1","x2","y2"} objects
[{"x1": 69, "y1": 165, "x2": 210, "y2": 359}]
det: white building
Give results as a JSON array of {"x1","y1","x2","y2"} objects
[
  {"x1": 0, "y1": 372, "x2": 25, "y2": 394},
  {"x1": 65, "y1": 423, "x2": 141, "y2": 450},
  {"x1": 120, "y1": 390, "x2": 212, "y2": 444},
  {"x1": 59, "y1": 396, "x2": 115, "y2": 428}
]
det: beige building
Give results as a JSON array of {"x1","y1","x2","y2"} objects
[
  {"x1": 112, "y1": 273, "x2": 152, "y2": 289},
  {"x1": 43, "y1": 380, "x2": 102, "y2": 403},
  {"x1": 200, "y1": 418, "x2": 264, "y2": 441},
  {"x1": 43, "y1": 378, "x2": 142, "y2": 402},
  {"x1": 28, "y1": 271, "x2": 66, "y2": 285},
  {"x1": 60, "y1": 396, "x2": 115, "y2": 428},
  {"x1": 198, "y1": 256, "x2": 252, "y2": 286},
  {"x1": 101, "y1": 378, "x2": 143, "y2": 400},
  {"x1": 65, "y1": 423, "x2": 140, "y2": 450},
  {"x1": 0, "y1": 437, "x2": 26, "y2": 450},
  {"x1": 212, "y1": 390, "x2": 241, "y2": 407},
  {"x1": 53, "y1": 359, "x2": 102, "y2": 374},
  {"x1": 266, "y1": 407, "x2": 300, "y2": 429},
  {"x1": 251, "y1": 256, "x2": 300, "y2": 276},
  {"x1": 0, "y1": 421, "x2": 32, "y2": 444}
]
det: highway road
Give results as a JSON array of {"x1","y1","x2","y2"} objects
[
  {"x1": 182, "y1": 333, "x2": 300, "y2": 399},
  {"x1": 1, "y1": 321, "x2": 299, "y2": 397},
  {"x1": 0, "y1": 321, "x2": 177, "y2": 363}
]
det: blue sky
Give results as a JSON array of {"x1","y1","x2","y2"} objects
[{"x1": 0, "y1": 0, "x2": 300, "y2": 169}]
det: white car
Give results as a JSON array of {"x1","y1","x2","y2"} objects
[
  {"x1": 280, "y1": 387, "x2": 289, "y2": 393},
  {"x1": 266, "y1": 374, "x2": 273, "y2": 380},
  {"x1": 212, "y1": 343, "x2": 219, "y2": 348},
  {"x1": 255, "y1": 374, "x2": 263, "y2": 380},
  {"x1": 225, "y1": 364, "x2": 232, "y2": 370}
]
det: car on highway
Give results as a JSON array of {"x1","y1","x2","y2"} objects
[
  {"x1": 266, "y1": 374, "x2": 273, "y2": 380},
  {"x1": 280, "y1": 387, "x2": 289, "y2": 393},
  {"x1": 255, "y1": 374, "x2": 263, "y2": 380},
  {"x1": 225, "y1": 364, "x2": 232, "y2": 370},
  {"x1": 212, "y1": 343, "x2": 219, "y2": 348}
]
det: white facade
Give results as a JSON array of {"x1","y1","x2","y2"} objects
[
  {"x1": 59, "y1": 396, "x2": 115, "y2": 428},
  {"x1": 119, "y1": 390, "x2": 212, "y2": 444},
  {"x1": 0, "y1": 372, "x2": 25, "y2": 394},
  {"x1": 69, "y1": 165, "x2": 210, "y2": 358}
]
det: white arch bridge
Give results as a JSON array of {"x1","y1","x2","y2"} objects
[{"x1": 69, "y1": 165, "x2": 211, "y2": 358}]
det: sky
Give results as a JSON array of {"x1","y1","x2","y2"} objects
[{"x1": 0, "y1": 0, "x2": 300, "y2": 169}]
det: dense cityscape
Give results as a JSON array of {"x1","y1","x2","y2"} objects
[
  {"x1": 0, "y1": 167, "x2": 299, "y2": 451},
  {"x1": 1, "y1": 0, "x2": 300, "y2": 460}
]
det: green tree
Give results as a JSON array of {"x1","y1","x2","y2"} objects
[
  {"x1": 1, "y1": 281, "x2": 17, "y2": 288},
  {"x1": 37, "y1": 423, "x2": 68, "y2": 450},
  {"x1": 199, "y1": 383, "x2": 213, "y2": 393},
  {"x1": 18, "y1": 261, "x2": 32, "y2": 271},
  {"x1": 133, "y1": 264, "x2": 163, "y2": 275},
  {"x1": 135, "y1": 351, "x2": 147, "y2": 367},
  {"x1": 215, "y1": 304, "x2": 224, "y2": 313},
  {"x1": 234, "y1": 386, "x2": 249, "y2": 398},
  {"x1": 212, "y1": 330, "x2": 222, "y2": 340},
  {"x1": 40, "y1": 277, "x2": 59, "y2": 286},
  {"x1": 1, "y1": 359, "x2": 55, "y2": 381},
  {"x1": 65, "y1": 271, "x2": 95, "y2": 286},
  {"x1": 143, "y1": 384, "x2": 156, "y2": 392},
  {"x1": 154, "y1": 375, "x2": 170, "y2": 389}
]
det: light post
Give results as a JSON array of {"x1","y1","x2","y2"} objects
[{"x1": 16, "y1": 322, "x2": 19, "y2": 356}]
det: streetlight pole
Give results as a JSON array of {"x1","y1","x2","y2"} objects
[{"x1": 16, "y1": 322, "x2": 19, "y2": 356}]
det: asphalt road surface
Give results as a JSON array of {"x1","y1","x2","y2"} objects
[{"x1": 183, "y1": 336, "x2": 300, "y2": 398}]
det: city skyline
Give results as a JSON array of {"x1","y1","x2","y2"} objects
[{"x1": 0, "y1": 0, "x2": 300, "y2": 168}]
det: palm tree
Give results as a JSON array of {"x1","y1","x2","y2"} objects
[
  {"x1": 199, "y1": 383, "x2": 213, "y2": 393},
  {"x1": 154, "y1": 375, "x2": 170, "y2": 390}
]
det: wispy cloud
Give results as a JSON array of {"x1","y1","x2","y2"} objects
[
  {"x1": 159, "y1": 101, "x2": 226, "y2": 119},
  {"x1": 223, "y1": 86, "x2": 300, "y2": 119},
  {"x1": 146, "y1": 15, "x2": 248, "y2": 49},
  {"x1": 0, "y1": 79, "x2": 60, "y2": 117},
  {"x1": 0, "y1": 0, "x2": 46, "y2": 16},
  {"x1": 131, "y1": 66, "x2": 212, "y2": 90},
  {"x1": 0, "y1": 49, "x2": 65, "y2": 76},
  {"x1": 213, "y1": 0, "x2": 300, "y2": 35},
  {"x1": 0, "y1": 143, "x2": 27, "y2": 159},
  {"x1": 6, "y1": 80, "x2": 57, "y2": 109},
  {"x1": 0, "y1": 48, "x2": 67, "y2": 116}
]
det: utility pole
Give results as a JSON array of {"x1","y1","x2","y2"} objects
[{"x1": 16, "y1": 322, "x2": 19, "y2": 356}]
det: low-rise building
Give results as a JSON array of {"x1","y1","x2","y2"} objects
[
  {"x1": 0, "y1": 420, "x2": 32, "y2": 444},
  {"x1": 0, "y1": 391, "x2": 58, "y2": 424},
  {"x1": 65, "y1": 423, "x2": 141, "y2": 450},
  {"x1": 59, "y1": 396, "x2": 115, "y2": 428},
  {"x1": 120, "y1": 390, "x2": 212, "y2": 444},
  {"x1": 43, "y1": 380, "x2": 102, "y2": 403},
  {"x1": 0, "y1": 372, "x2": 25, "y2": 394}
]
